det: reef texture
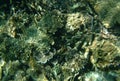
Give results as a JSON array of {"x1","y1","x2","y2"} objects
[{"x1": 0, "y1": 0, "x2": 120, "y2": 81}]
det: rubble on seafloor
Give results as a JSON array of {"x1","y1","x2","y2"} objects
[{"x1": 0, "y1": 0, "x2": 120, "y2": 81}]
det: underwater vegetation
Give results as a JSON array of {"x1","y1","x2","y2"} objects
[{"x1": 0, "y1": 0, "x2": 120, "y2": 81}]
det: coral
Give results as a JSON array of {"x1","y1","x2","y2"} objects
[
  {"x1": 0, "y1": 0, "x2": 120, "y2": 81},
  {"x1": 66, "y1": 12, "x2": 92, "y2": 31},
  {"x1": 94, "y1": 0, "x2": 120, "y2": 28},
  {"x1": 38, "y1": 10, "x2": 65, "y2": 34},
  {"x1": 83, "y1": 71, "x2": 117, "y2": 81},
  {"x1": 90, "y1": 38, "x2": 120, "y2": 70}
]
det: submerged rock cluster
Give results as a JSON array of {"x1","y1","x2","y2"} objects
[{"x1": 0, "y1": 0, "x2": 120, "y2": 81}]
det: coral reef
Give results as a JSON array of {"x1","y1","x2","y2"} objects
[{"x1": 0, "y1": 0, "x2": 120, "y2": 81}]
